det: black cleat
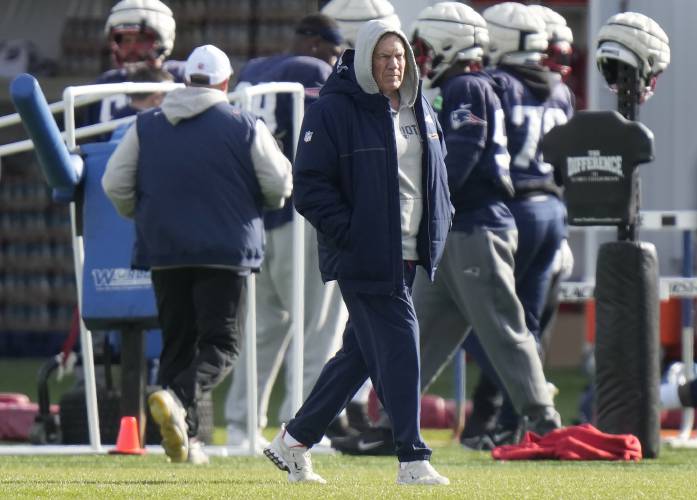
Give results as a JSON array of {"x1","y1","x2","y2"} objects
[
  {"x1": 330, "y1": 427, "x2": 395, "y2": 456},
  {"x1": 346, "y1": 401, "x2": 372, "y2": 433}
]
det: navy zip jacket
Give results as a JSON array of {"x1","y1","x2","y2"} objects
[
  {"x1": 293, "y1": 49, "x2": 453, "y2": 294},
  {"x1": 437, "y1": 71, "x2": 515, "y2": 233}
]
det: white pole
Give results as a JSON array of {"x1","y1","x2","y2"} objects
[
  {"x1": 290, "y1": 88, "x2": 305, "y2": 414},
  {"x1": 69, "y1": 203, "x2": 101, "y2": 451},
  {"x1": 235, "y1": 83, "x2": 306, "y2": 436},
  {"x1": 244, "y1": 274, "x2": 259, "y2": 455}
]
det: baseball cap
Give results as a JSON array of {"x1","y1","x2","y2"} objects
[{"x1": 185, "y1": 44, "x2": 232, "y2": 85}]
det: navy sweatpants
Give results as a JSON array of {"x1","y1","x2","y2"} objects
[
  {"x1": 508, "y1": 195, "x2": 566, "y2": 342},
  {"x1": 286, "y1": 262, "x2": 430, "y2": 462}
]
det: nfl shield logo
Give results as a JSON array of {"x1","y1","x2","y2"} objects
[{"x1": 304, "y1": 131, "x2": 313, "y2": 142}]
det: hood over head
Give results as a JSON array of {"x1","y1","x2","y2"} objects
[{"x1": 353, "y1": 19, "x2": 419, "y2": 107}]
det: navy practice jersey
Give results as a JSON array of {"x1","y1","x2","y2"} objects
[
  {"x1": 235, "y1": 54, "x2": 331, "y2": 157},
  {"x1": 235, "y1": 53, "x2": 332, "y2": 229},
  {"x1": 85, "y1": 60, "x2": 186, "y2": 126},
  {"x1": 436, "y1": 71, "x2": 515, "y2": 231},
  {"x1": 490, "y1": 66, "x2": 573, "y2": 195}
]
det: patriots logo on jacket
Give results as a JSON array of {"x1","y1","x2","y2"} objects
[{"x1": 450, "y1": 104, "x2": 486, "y2": 130}]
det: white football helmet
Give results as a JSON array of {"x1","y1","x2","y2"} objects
[
  {"x1": 482, "y1": 2, "x2": 548, "y2": 66},
  {"x1": 595, "y1": 12, "x2": 670, "y2": 102},
  {"x1": 411, "y1": 2, "x2": 488, "y2": 88},
  {"x1": 321, "y1": 0, "x2": 400, "y2": 47},
  {"x1": 105, "y1": 0, "x2": 176, "y2": 67},
  {"x1": 527, "y1": 5, "x2": 573, "y2": 44},
  {"x1": 527, "y1": 5, "x2": 573, "y2": 79}
]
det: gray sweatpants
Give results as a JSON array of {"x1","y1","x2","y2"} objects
[
  {"x1": 415, "y1": 227, "x2": 553, "y2": 417},
  {"x1": 224, "y1": 221, "x2": 347, "y2": 429}
]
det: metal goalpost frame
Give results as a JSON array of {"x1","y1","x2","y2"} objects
[{"x1": 0, "y1": 80, "x2": 305, "y2": 456}]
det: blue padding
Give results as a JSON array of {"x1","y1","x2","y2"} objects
[
  {"x1": 80, "y1": 142, "x2": 159, "y2": 330},
  {"x1": 10, "y1": 74, "x2": 81, "y2": 191}
]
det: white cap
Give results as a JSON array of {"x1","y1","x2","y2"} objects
[{"x1": 185, "y1": 45, "x2": 232, "y2": 85}]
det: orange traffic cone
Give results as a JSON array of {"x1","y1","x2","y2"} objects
[{"x1": 109, "y1": 416, "x2": 146, "y2": 455}]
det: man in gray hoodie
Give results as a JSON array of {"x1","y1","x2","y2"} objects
[
  {"x1": 263, "y1": 20, "x2": 452, "y2": 485},
  {"x1": 102, "y1": 44, "x2": 292, "y2": 464}
]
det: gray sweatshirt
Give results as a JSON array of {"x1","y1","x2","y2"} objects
[
  {"x1": 353, "y1": 21, "x2": 423, "y2": 261},
  {"x1": 102, "y1": 86, "x2": 292, "y2": 219}
]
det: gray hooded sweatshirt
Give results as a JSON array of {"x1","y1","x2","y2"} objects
[
  {"x1": 353, "y1": 20, "x2": 423, "y2": 261},
  {"x1": 103, "y1": 86, "x2": 292, "y2": 219}
]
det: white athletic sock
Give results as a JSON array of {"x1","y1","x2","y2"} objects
[
  {"x1": 660, "y1": 382, "x2": 682, "y2": 409},
  {"x1": 282, "y1": 428, "x2": 305, "y2": 448}
]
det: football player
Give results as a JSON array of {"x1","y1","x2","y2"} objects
[
  {"x1": 87, "y1": 0, "x2": 183, "y2": 125},
  {"x1": 460, "y1": 2, "x2": 574, "y2": 445}
]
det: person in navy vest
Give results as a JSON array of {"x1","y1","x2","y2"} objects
[
  {"x1": 263, "y1": 20, "x2": 453, "y2": 485},
  {"x1": 223, "y1": 13, "x2": 349, "y2": 450},
  {"x1": 102, "y1": 44, "x2": 292, "y2": 464}
]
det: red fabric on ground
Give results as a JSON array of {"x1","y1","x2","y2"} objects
[{"x1": 491, "y1": 423, "x2": 642, "y2": 461}]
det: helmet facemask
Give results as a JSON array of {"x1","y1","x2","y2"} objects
[
  {"x1": 594, "y1": 12, "x2": 670, "y2": 105},
  {"x1": 544, "y1": 40, "x2": 572, "y2": 81},
  {"x1": 411, "y1": 3, "x2": 489, "y2": 87},
  {"x1": 105, "y1": 0, "x2": 176, "y2": 69},
  {"x1": 411, "y1": 34, "x2": 436, "y2": 81},
  {"x1": 596, "y1": 41, "x2": 659, "y2": 104},
  {"x1": 109, "y1": 24, "x2": 165, "y2": 68}
]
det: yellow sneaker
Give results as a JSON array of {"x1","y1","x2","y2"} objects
[{"x1": 148, "y1": 389, "x2": 188, "y2": 463}]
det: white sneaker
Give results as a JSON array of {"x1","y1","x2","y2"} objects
[
  {"x1": 148, "y1": 389, "x2": 189, "y2": 463},
  {"x1": 187, "y1": 438, "x2": 209, "y2": 465},
  {"x1": 397, "y1": 460, "x2": 450, "y2": 485},
  {"x1": 264, "y1": 424, "x2": 327, "y2": 484},
  {"x1": 226, "y1": 424, "x2": 270, "y2": 448}
]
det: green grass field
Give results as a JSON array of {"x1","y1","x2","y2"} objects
[
  {"x1": 2, "y1": 431, "x2": 697, "y2": 498},
  {"x1": 2, "y1": 359, "x2": 697, "y2": 498}
]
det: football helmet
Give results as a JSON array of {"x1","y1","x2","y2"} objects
[
  {"x1": 411, "y1": 2, "x2": 488, "y2": 88},
  {"x1": 527, "y1": 5, "x2": 573, "y2": 79},
  {"x1": 321, "y1": 0, "x2": 400, "y2": 47},
  {"x1": 105, "y1": 0, "x2": 176, "y2": 68},
  {"x1": 482, "y1": 2, "x2": 547, "y2": 66},
  {"x1": 595, "y1": 12, "x2": 670, "y2": 102}
]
